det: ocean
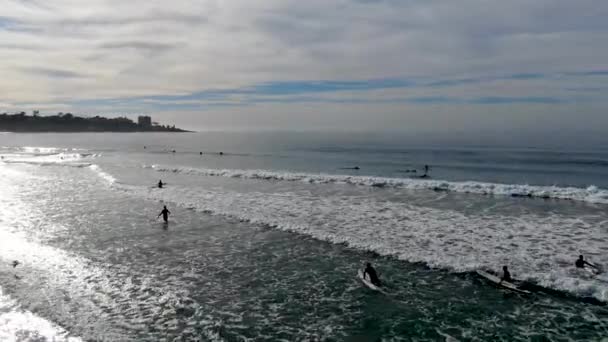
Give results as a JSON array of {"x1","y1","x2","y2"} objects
[{"x1": 0, "y1": 131, "x2": 607, "y2": 341}]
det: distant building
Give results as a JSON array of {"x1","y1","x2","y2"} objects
[{"x1": 138, "y1": 116, "x2": 152, "y2": 128}]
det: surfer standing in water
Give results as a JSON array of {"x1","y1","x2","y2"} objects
[
  {"x1": 158, "y1": 180, "x2": 163, "y2": 188},
  {"x1": 364, "y1": 263, "x2": 382, "y2": 286},
  {"x1": 576, "y1": 255, "x2": 599, "y2": 271},
  {"x1": 157, "y1": 205, "x2": 171, "y2": 223}
]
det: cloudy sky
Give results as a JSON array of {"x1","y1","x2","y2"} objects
[{"x1": 1, "y1": 0, "x2": 607, "y2": 138}]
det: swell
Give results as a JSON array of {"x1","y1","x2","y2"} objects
[{"x1": 145, "y1": 165, "x2": 608, "y2": 204}]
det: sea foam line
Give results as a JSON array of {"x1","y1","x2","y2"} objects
[{"x1": 145, "y1": 165, "x2": 608, "y2": 204}]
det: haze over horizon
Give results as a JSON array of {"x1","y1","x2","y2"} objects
[{"x1": 1, "y1": 0, "x2": 607, "y2": 143}]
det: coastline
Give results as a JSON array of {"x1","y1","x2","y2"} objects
[{"x1": 0, "y1": 113, "x2": 189, "y2": 133}]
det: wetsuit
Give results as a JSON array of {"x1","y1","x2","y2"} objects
[
  {"x1": 576, "y1": 259, "x2": 585, "y2": 268},
  {"x1": 502, "y1": 270, "x2": 512, "y2": 282},
  {"x1": 364, "y1": 266, "x2": 381, "y2": 286},
  {"x1": 158, "y1": 181, "x2": 163, "y2": 188}
]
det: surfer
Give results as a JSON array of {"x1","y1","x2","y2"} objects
[
  {"x1": 575, "y1": 255, "x2": 599, "y2": 271},
  {"x1": 500, "y1": 266, "x2": 512, "y2": 282},
  {"x1": 422, "y1": 164, "x2": 430, "y2": 177},
  {"x1": 158, "y1": 180, "x2": 163, "y2": 188},
  {"x1": 157, "y1": 205, "x2": 171, "y2": 223},
  {"x1": 363, "y1": 263, "x2": 382, "y2": 286}
]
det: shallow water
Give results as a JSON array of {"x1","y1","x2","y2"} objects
[{"x1": 0, "y1": 132, "x2": 607, "y2": 341}]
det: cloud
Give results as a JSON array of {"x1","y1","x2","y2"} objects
[
  {"x1": 0, "y1": 0, "x2": 606, "y2": 137},
  {"x1": 99, "y1": 41, "x2": 180, "y2": 53},
  {"x1": 20, "y1": 67, "x2": 88, "y2": 79},
  {"x1": 469, "y1": 96, "x2": 565, "y2": 105},
  {"x1": 64, "y1": 70, "x2": 604, "y2": 107}
]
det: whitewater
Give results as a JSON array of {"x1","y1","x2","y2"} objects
[{"x1": 146, "y1": 164, "x2": 608, "y2": 204}]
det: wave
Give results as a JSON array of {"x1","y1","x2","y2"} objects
[
  {"x1": 1, "y1": 153, "x2": 99, "y2": 167},
  {"x1": 0, "y1": 146, "x2": 85, "y2": 154},
  {"x1": 2, "y1": 160, "x2": 93, "y2": 168},
  {"x1": 145, "y1": 165, "x2": 608, "y2": 204},
  {"x1": 0, "y1": 286, "x2": 82, "y2": 342},
  {"x1": 117, "y1": 183, "x2": 608, "y2": 303},
  {"x1": 89, "y1": 165, "x2": 116, "y2": 184}
]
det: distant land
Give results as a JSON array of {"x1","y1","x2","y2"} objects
[{"x1": 0, "y1": 111, "x2": 189, "y2": 132}]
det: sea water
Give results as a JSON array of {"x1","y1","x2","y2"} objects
[{"x1": 0, "y1": 131, "x2": 607, "y2": 341}]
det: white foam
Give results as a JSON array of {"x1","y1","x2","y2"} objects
[
  {"x1": 21, "y1": 146, "x2": 75, "y2": 154},
  {"x1": 89, "y1": 165, "x2": 116, "y2": 184},
  {"x1": 146, "y1": 165, "x2": 608, "y2": 204},
  {"x1": 121, "y1": 183, "x2": 608, "y2": 302},
  {"x1": 2, "y1": 152, "x2": 99, "y2": 168},
  {"x1": 0, "y1": 287, "x2": 82, "y2": 342}
]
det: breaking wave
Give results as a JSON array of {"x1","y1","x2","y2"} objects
[
  {"x1": 1, "y1": 152, "x2": 99, "y2": 168},
  {"x1": 145, "y1": 165, "x2": 608, "y2": 204},
  {"x1": 118, "y1": 183, "x2": 608, "y2": 303}
]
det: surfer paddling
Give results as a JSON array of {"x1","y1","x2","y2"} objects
[
  {"x1": 363, "y1": 263, "x2": 382, "y2": 286},
  {"x1": 576, "y1": 255, "x2": 600, "y2": 272},
  {"x1": 157, "y1": 205, "x2": 171, "y2": 223}
]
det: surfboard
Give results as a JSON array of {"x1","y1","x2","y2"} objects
[
  {"x1": 476, "y1": 270, "x2": 531, "y2": 294},
  {"x1": 358, "y1": 269, "x2": 386, "y2": 293},
  {"x1": 582, "y1": 267, "x2": 601, "y2": 276}
]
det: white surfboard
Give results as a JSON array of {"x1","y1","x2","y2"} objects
[
  {"x1": 581, "y1": 267, "x2": 601, "y2": 276},
  {"x1": 476, "y1": 270, "x2": 531, "y2": 295},
  {"x1": 358, "y1": 269, "x2": 386, "y2": 294}
]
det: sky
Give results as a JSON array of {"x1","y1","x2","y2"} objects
[{"x1": 1, "y1": 0, "x2": 607, "y2": 140}]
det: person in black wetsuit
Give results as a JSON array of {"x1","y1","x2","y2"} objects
[
  {"x1": 364, "y1": 262, "x2": 381, "y2": 286},
  {"x1": 500, "y1": 266, "x2": 511, "y2": 282},
  {"x1": 158, "y1": 180, "x2": 163, "y2": 188},
  {"x1": 157, "y1": 205, "x2": 171, "y2": 223},
  {"x1": 576, "y1": 255, "x2": 598, "y2": 270}
]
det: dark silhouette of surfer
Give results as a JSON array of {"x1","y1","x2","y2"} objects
[
  {"x1": 419, "y1": 164, "x2": 430, "y2": 178},
  {"x1": 158, "y1": 180, "x2": 163, "y2": 188},
  {"x1": 500, "y1": 266, "x2": 511, "y2": 282},
  {"x1": 576, "y1": 255, "x2": 599, "y2": 271},
  {"x1": 364, "y1": 263, "x2": 382, "y2": 286},
  {"x1": 157, "y1": 205, "x2": 171, "y2": 223}
]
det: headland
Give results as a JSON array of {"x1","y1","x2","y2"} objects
[{"x1": 0, "y1": 112, "x2": 188, "y2": 132}]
